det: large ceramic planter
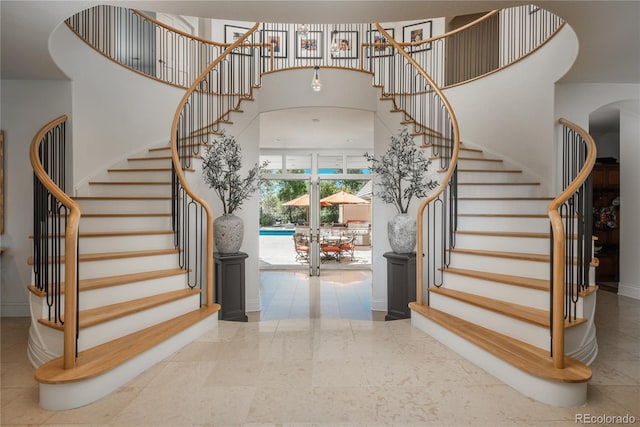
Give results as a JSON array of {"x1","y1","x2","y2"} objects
[
  {"x1": 388, "y1": 213, "x2": 417, "y2": 254},
  {"x1": 214, "y1": 213, "x2": 244, "y2": 254}
]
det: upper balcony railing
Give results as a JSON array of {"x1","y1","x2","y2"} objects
[{"x1": 66, "y1": 5, "x2": 564, "y2": 92}]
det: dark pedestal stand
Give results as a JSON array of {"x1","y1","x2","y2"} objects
[
  {"x1": 383, "y1": 252, "x2": 417, "y2": 321},
  {"x1": 214, "y1": 252, "x2": 248, "y2": 322}
]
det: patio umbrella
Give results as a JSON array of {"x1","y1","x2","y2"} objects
[
  {"x1": 283, "y1": 194, "x2": 332, "y2": 207},
  {"x1": 283, "y1": 193, "x2": 331, "y2": 223},
  {"x1": 320, "y1": 190, "x2": 369, "y2": 205}
]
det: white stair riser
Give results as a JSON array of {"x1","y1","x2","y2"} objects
[
  {"x1": 74, "y1": 198, "x2": 172, "y2": 214},
  {"x1": 87, "y1": 183, "x2": 171, "y2": 197},
  {"x1": 77, "y1": 293, "x2": 201, "y2": 351},
  {"x1": 455, "y1": 171, "x2": 528, "y2": 183},
  {"x1": 457, "y1": 199, "x2": 550, "y2": 215},
  {"x1": 449, "y1": 252, "x2": 550, "y2": 280},
  {"x1": 457, "y1": 216, "x2": 550, "y2": 233},
  {"x1": 74, "y1": 234, "x2": 175, "y2": 254},
  {"x1": 75, "y1": 274, "x2": 188, "y2": 310},
  {"x1": 458, "y1": 184, "x2": 541, "y2": 198},
  {"x1": 145, "y1": 148, "x2": 172, "y2": 158},
  {"x1": 439, "y1": 273, "x2": 549, "y2": 310},
  {"x1": 79, "y1": 216, "x2": 172, "y2": 232},
  {"x1": 456, "y1": 159, "x2": 506, "y2": 169},
  {"x1": 455, "y1": 234, "x2": 550, "y2": 255},
  {"x1": 69, "y1": 253, "x2": 181, "y2": 280},
  {"x1": 126, "y1": 158, "x2": 172, "y2": 168},
  {"x1": 429, "y1": 292, "x2": 551, "y2": 350},
  {"x1": 104, "y1": 170, "x2": 172, "y2": 182}
]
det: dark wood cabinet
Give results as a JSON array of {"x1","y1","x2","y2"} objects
[
  {"x1": 592, "y1": 164, "x2": 620, "y2": 283},
  {"x1": 214, "y1": 252, "x2": 248, "y2": 321}
]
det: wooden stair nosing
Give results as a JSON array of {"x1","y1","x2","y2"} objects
[
  {"x1": 449, "y1": 169, "x2": 523, "y2": 173},
  {"x1": 30, "y1": 229, "x2": 174, "y2": 240},
  {"x1": 428, "y1": 286, "x2": 586, "y2": 329},
  {"x1": 27, "y1": 268, "x2": 189, "y2": 296},
  {"x1": 457, "y1": 197, "x2": 552, "y2": 201},
  {"x1": 458, "y1": 213, "x2": 548, "y2": 218},
  {"x1": 456, "y1": 230, "x2": 549, "y2": 239},
  {"x1": 80, "y1": 213, "x2": 171, "y2": 218},
  {"x1": 409, "y1": 303, "x2": 591, "y2": 383},
  {"x1": 27, "y1": 248, "x2": 180, "y2": 266},
  {"x1": 450, "y1": 247, "x2": 549, "y2": 263},
  {"x1": 430, "y1": 156, "x2": 503, "y2": 162},
  {"x1": 440, "y1": 267, "x2": 550, "y2": 291},
  {"x1": 107, "y1": 168, "x2": 172, "y2": 172},
  {"x1": 458, "y1": 182, "x2": 540, "y2": 186},
  {"x1": 35, "y1": 304, "x2": 220, "y2": 384},
  {"x1": 73, "y1": 196, "x2": 172, "y2": 201},
  {"x1": 88, "y1": 181, "x2": 172, "y2": 186},
  {"x1": 37, "y1": 288, "x2": 201, "y2": 330}
]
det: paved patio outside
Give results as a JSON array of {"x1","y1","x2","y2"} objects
[{"x1": 259, "y1": 235, "x2": 372, "y2": 270}]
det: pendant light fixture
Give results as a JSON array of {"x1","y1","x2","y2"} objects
[
  {"x1": 311, "y1": 66, "x2": 322, "y2": 92},
  {"x1": 331, "y1": 30, "x2": 340, "y2": 53}
]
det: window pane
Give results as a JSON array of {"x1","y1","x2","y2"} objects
[
  {"x1": 346, "y1": 155, "x2": 371, "y2": 174},
  {"x1": 318, "y1": 155, "x2": 343, "y2": 174}
]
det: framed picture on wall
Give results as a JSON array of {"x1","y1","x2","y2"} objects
[
  {"x1": 367, "y1": 28, "x2": 395, "y2": 57},
  {"x1": 224, "y1": 24, "x2": 252, "y2": 55},
  {"x1": 402, "y1": 21, "x2": 432, "y2": 52},
  {"x1": 330, "y1": 30, "x2": 359, "y2": 59},
  {"x1": 261, "y1": 29, "x2": 288, "y2": 58},
  {"x1": 296, "y1": 30, "x2": 323, "y2": 59}
]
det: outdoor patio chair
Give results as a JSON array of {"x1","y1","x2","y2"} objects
[
  {"x1": 320, "y1": 235, "x2": 341, "y2": 262},
  {"x1": 293, "y1": 233, "x2": 310, "y2": 262},
  {"x1": 339, "y1": 233, "x2": 356, "y2": 261}
]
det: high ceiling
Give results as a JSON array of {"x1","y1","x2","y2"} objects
[{"x1": 1, "y1": 1, "x2": 638, "y2": 147}]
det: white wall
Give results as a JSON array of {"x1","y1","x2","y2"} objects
[
  {"x1": 443, "y1": 25, "x2": 578, "y2": 192},
  {"x1": 618, "y1": 105, "x2": 640, "y2": 299},
  {"x1": 49, "y1": 23, "x2": 185, "y2": 191},
  {"x1": 1, "y1": 80, "x2": 73, "y2": 316},
  {"x1": 555, "y1": 84, "x2": 640, "y2": 299}
]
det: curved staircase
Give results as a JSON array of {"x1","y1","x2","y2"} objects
[
  {"x1": 28, "y1": 142, "x2": 220, "y2": 410},
  {"x1": 409, "y1": 140, "x2": 596, "y2": 407}
]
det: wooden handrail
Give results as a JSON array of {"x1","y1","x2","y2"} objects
[
  {"x1": 548, "y1": 118, "x2": 597, "y2": 368},
  {"x1": 170, "y1": 22, "x2": 260, "y2": 307},
  {"x1": 374, "y1": 24, "x2": 461, "y2": 307},
  {"x1": 29, "y1": 115, "x2": 80, "y2": 370},
  {"x1": 132, "y1": 9, "x2": 229, "y2": 47}
]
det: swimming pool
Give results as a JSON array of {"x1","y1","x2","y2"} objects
[{"x1": 259, "y1": 228, "x2": 296, "y2": 236}]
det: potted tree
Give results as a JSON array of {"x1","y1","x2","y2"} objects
[
  {"x1": 202, "y1": 131, "x2": 268, "y2": 254},
  {"x1": 364, "y1": 127, "x2": 438, "y2": 253}
]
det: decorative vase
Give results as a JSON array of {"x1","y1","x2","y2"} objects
[
  {"x1": 214, "y1": 213, "x2": 244, "y2": 254},
  {"x1": 388, "y1": 213, "x2": 417, "y2": 254}
]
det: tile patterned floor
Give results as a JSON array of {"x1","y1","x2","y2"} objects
[{"x1": 1, "y1": 274, "x2": 639, "y2": 426}]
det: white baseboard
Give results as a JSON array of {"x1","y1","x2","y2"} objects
[{"x1": 617, "y1": 282, "x2": 640, "y2": 300}]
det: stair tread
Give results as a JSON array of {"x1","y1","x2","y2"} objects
[
  {"x1": 458, "y1": 197, "x2": 552, "y2": 201},
  {"x1": 459, "y1": 213, "x2": 548, "y2": 217},
  {"x1": 427, "y1": 287, "x2": 586, "y2": 328},
  {"x1": 28, "y1": 248, "x2": 179, "y2": 265},
  {"x1": 35, "y1": 305, "x2": 220, "y2": 384},
  {"x1": 409, "y1": 303, "x2": 591, "y2": 383},
  {"x1": 431, "y1": 156, "x2": 502, "y2": 162},
  {"x1": 81, "y1": 213, "x2": 171, "y2": 217},
  {"x1": 28, "y1": 268, "x2": 188, "y2": 296},
  {"x1": 73, "y1": 196, "x2": 172, "y2": 201},
  {"x1": 107, "y1": 168, "x2": 172, "y2": 172},
  {"x1": 88, "y1": 181, "x2": 171, "y2": 185},
  {"x1": 38, "y1": 288, "x2": 201, "y2": 330},
  {"x1": 456, "y1": 230, "x2": 549, "y2": 239},
  {"x1": 459, "y1": 182, "x2": 540, "y2": 186},
  {"x1": 442, "y1": 267, "x2": 549, "y2": 291},
  {"x1": 450, "y1": 247, "x2": 549, "y2": 262},
  {"x1": 421, "y1": 143, "x2": 482, "y2": 153}
]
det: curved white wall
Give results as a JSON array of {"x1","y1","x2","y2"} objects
[
  {"x1": 49, "y1": 23, "x2": 185, "y2": 190},
  {"x1": 443, "y1": 25, "x2": 579, "y2": 192}
]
